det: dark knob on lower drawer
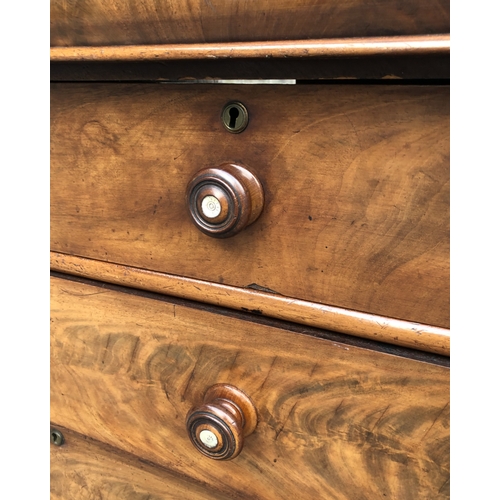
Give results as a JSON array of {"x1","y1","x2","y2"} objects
[
  {"x1": 186, "y1": 163, "x2": 264, "y2": 238},
  {"x1": 186, "y1": 384, "x2": 257, "y2": 460}
]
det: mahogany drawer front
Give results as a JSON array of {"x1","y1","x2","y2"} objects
[
  {"x1": 50, "y1": 0, "x2": 449, "y2": 47},
  {"x1": 50, "y1": 276, "x2": 450, "y2": 499},
  {"x1": 51, "y1": 83, "x2": 450, "y2": 328},
  {"x1": 51, "y1": 427, "x2": 231, "y2": 499}
]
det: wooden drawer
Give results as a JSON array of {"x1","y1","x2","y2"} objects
[
  {"x1": 50, "y1": 276, "x2": 450, "y2": 499},
  {"x1": 51, "y1": 427, "x2": 231, "y2": 499},
  {"x1": 50, "y1": 0, "x2": 449, "y2": 46},
  {"x1": 51, "y1": 83, "x2": 450, "y2": 328}
]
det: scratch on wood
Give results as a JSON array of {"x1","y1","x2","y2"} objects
[
  {"x1": 438, "y1": 478, "x2": 450, "y2": 494},
  {"x1": 101, "y1": 334, "x2": 111, "y2": 366},
  {"x1": 371, "y1": 405, "x2": 390, "y2": 432},
  {"x1": 245, "y1": 283, "x2": 281, "y2": 295},
  {"x1": 228, "y1": 350, "x2": 240, "y2": 374},
  {"x1": 309, "y1": 363, "x2": 319, "y2": 378},
  {"x1": 343, "y1": 112, "x2": 362, "y2": 150},
  {"x1": 335, "y1": 399, "x2": 345, "y2": 414},
  {"x1": 163, "y1": 383, "x2": 179, "y2": 419},
  {"x1": 258, "y1": 356, "x2": 278, "y2": 392},
  {"x1": 421, "y1": 401, "x2": 449, "y2": 441},
  {"x1": 275, "y1": 401, "x2": 298, "y2": 441},
  {"x1": 60, "y1": 288, "x2": 110, "y2": 297},
  {"x1": 126, "y1": 337, "x2": 140, "y2": 373}
]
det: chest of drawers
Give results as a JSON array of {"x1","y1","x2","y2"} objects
[{"x1": 50, "y1": 2, "x2": 450, "y2": 498}]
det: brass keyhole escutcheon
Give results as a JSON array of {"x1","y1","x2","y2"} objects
[
  {"x1": 50, "y1": 428, "x2": 65, "y2": 446},
  {"x1": 221, "y1": 102, "x2": 249, "y2": 133}
]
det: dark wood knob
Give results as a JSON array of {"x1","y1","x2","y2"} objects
[
  {"x1": 186, "y1": 384, "x2": 257, "y2": 460},
  {"x1": 186, "y1": 163, "x2": 264, "y2": 238}
]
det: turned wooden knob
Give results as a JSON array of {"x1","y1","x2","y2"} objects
[
  {"x1": 186, "y1": 163, "x2": 264, "y2": 238},
  {"x1": 186, "y1": 384, "x2": 257, "y2": 460}
]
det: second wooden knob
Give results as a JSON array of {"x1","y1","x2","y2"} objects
[{"x1": 186, "y1": 384, "x2": 258, "y2": 460}]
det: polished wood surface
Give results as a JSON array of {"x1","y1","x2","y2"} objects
[
  {"x1": 51, "y1": 426, "x2": 232, "y2": 499},
  {"x1": 50, "y1": 252, "x2": 450, "y2": 355},
  {"x1": 50, "y1": 35, "x2": 450, "y2": 62},
  {"x1": 50, "y1": 0, "x2": 450, "y2": 46},
  {"x1": 51, "y1": 83, "x2": 450, "y2": 329},
  {"x1": 51, "y1": 276, "x2": 450, "y2": 499}
]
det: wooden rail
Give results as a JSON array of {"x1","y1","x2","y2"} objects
[
  {"x1": 50, "y1": 252, "x2": 450, "y2": 356},
  {"x1": 50, "y1": 34, "x2": 450, "y2": 62}
]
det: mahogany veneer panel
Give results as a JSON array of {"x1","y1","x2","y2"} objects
[
  {"x1": 50, "y1": 0, "x2": 450, "y2": 46},
  {"x1": 50, "y1": 427, "x2": 230, "y2": 499},
  {"x1": 51, "y1": 277, "x2": 450, "y2": 499},
  {"x1": 51, "y1": 83, "x2": 450, "y2": 328}
]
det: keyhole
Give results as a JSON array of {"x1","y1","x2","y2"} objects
[
  {"x1": 221, "y1": 102, "x2": 248, "y2": 133},
  {"x1": 50, "y1": 428, "x2": 65, "y2": 446},
  {"x1": 228, "y1": 107, "x2": 239, "y2": 129}
]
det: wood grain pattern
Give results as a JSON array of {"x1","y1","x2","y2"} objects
[
  {"x1": 50, "y1": 0, "x2": 450, "y2": 47},
  {"x1": 51, "y1": 83, "x2": 450, "y2": 328},
  {"x1": 50, "y1": 35, "x2": 450, "y2": 62},
  {"x1": 50, "y1": 426, "x2": 232, "y2": 499},
  {"x1": 51, "y1": 276, "x2": 450, "y2": 499},
  {"x1": 50, "y1": 252, "x2": 450, "y2": 355}
]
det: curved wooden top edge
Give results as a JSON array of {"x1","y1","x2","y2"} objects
[
  {"x1": 50, "y1": 34, "x2": 450, "y2": 62},
  {"x1": 50, "y1": 252, "x2": 450, "y2": 356}
]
